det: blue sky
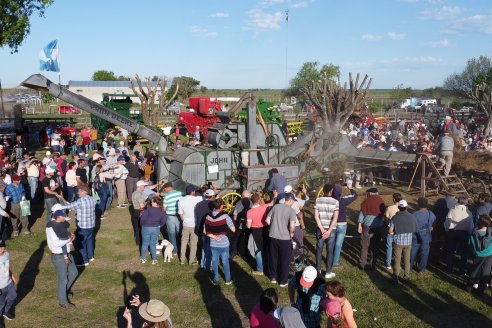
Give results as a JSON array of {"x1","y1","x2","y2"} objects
[{"x1": 1, "y1": 0, "x2": 491, "y2": 90}]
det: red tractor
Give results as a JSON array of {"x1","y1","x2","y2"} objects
[{"x1": 177, "y1": 97, "x2": 224, "y2": 138}]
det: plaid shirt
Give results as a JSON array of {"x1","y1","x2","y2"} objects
[
  {"x1": 5, "y1": 183, "x2": 25, "y2": 204},
  {"x1": 66, "y1": 195, "x2": 96, "y2": 229},
  {"x1": 389, "y1": 221, "x2": 413, "y2": 246},
  {"x1": 289, "y1": 276, "x2": 325, "y2": 328}
]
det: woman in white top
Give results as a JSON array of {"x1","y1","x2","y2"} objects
[{"x1": 65, "y1": 162, "x2": 78, "y2": 202}]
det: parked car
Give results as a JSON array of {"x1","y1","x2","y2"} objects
[{"x1": 58, "y1": 105, "x2": 81, "y2": 114}]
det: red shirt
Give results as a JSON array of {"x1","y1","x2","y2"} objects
[
  {"x1": 250, "y1": 304, "x2": 280, "y2": 328},
  {"x1": 247, "y1": 204, "x2": 270, "y2": 228}
]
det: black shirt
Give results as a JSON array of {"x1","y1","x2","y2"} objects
[
  {"x1": 76, "y1": 167, "x2": 88, "y2": 185},
  {"x1": 43, "y1": 176, "x2": 60, "y2": 199},
  {"x1": 125, "y1": 161, "x2": 141, "y2": 178}
]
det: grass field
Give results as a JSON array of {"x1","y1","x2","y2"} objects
[{"x1": 4, "y1": 184, "x2": 492, "y2": 328}]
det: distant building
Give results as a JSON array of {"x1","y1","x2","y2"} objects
[{"x1": 68, "y1": 80, "x2": 165, "y2": 104}]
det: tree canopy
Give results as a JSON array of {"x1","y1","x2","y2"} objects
[
  {"x1": 285, "y1": 61, "x2": 340, "y2": 98},
  {"x1": 92, "y1": 70, "x2": 131, "y2": 81},
  {"x1": 444, "y1": 55, "x2": 491, "y2": 97},
  {"x1": 1, "y1": 0, "x2": 53, "y2": 53},
  {"x1": 167, "y1": 76, "x2": 200, "y2": 102}
]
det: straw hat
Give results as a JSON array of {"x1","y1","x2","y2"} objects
[{"x1": 138, "y1": 300, "x2": 170, "y2": 323}]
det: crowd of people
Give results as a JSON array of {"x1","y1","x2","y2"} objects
[{"x1": 0, "y1": 121, "x2": 491, "y2": 327}]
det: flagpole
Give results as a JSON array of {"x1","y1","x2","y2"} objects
[{"x1": 57, "y1": 37, "x2": 61, "y2": 85}]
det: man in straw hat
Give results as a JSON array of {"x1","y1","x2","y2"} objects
[{"x1": 123, "y1": 295, "x2": 172, "y2": 327}]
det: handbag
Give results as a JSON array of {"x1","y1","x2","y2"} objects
[
  {"x1": 20, "y1": 200, "x2": 31, "y2": 216},
  {"x1": 92, "y1": 188, "x2": 100, "y2": 202}
]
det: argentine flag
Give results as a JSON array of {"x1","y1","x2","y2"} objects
[{"x1": 39, "y1": 39, "x2": 60, "y2": 72}]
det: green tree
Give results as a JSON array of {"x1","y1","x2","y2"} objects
[
  {"x1": 167, "y1": 76, "x2": 200, "y2": 102},
  {"x1": 199, "y1": 86, "x2": 208, "y2": 94},
  {"x1": 391, "y1": 84, "x2": 412, "y2": 107},
  {"x1": 92, "y1": 70, "x2": 117, "y2": 81},
  {"x1": 444, "y1": 55, "x2": 492, "y2": 135},
  {"x1": 284, "y1": 61, "x2": 340, "y2": 98},
  {"x1": 116, "y1": 75, "x2": 131, "y2": 81},
  {"x1": 1, "y1": 0, "x2": 53, "y2": 53}
]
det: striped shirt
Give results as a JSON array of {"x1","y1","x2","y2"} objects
[
  {"x1": 66, "y1": 195, "x2": 96, "y2": 229},
  {"x1": 315, "y1": 197, "x2": 339, "y2": 229},
  {"x1": 164, "y1": 190, "x2": 183, "y2": 215},
  {"x1": 205, "y1": 210, "x2": 234, "y2": 248}
]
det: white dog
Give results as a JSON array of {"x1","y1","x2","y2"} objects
[{"x1": 156, "y1": 239, "x2": 174, "y2": 262}]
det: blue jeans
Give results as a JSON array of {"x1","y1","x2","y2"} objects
[
  {"x1": 410, "y1": 237, "x2": 430, "y2": 273},
  {"x1": 45, "y1": 197, "x2": 58, "y2": 223},
  {"x1": 27, "y1": 177, "x2": 38, "y2": 199},
  {"x1": 201, "y1": 235, "x2": 212, "y2": 270},
  {"x1": 76, "y1": 228, "x2": 94, "y2": 264},
  {"x1": 0, "y1": 282, "x2": 17, "y2": 315},
  {"x1": 166, "y1": 215, "x2": 180, "y2": 254},
  {"x1": 105, "y1": 183, "x2": 113, "y2": 211},
  {"x1": 96, "y1": 186, "x2": 110, "y2": 214},
  {"x1": 316, "y1": 228, "x2": 336, "y2": 273},
  {"x1": 67, "y1": 186, "x2": 78, "y2": 203},
  {"x1": 332, "y1": 224, "x2": 347, "y2": 266},
  {"x1": 141, "y1": 226, "x2": 160, "y2": 260},
  {"x1": 255, "y1": 250, "x2": 264, "y2": 273},
  {"x1": 211, "y1": 246, "x2": 231, "y2": 283},
  {"x1": 386, "y1": 234, "x2": 394, "y2": 267},
  {"x1": 51, "y1": 253, "x2": 78, "y2": 305}
]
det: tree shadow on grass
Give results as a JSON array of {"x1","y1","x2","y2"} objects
[
  {"x1": 116, "y1": 271, "x2": 150, "y2": 328},
  {"x1": 16, "y1": 240, "x2": 47, "y2": 305},
  {"x1": 194, "y1": 268, "x2": 242, "y2": 328}
]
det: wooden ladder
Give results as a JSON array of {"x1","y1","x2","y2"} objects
[{"x1": 408, "y1": 153, "x2": 469, "y2": 198}]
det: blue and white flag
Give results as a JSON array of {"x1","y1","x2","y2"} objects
[{"x1": 39, "y1": 39, "x2": 60, "y2": 72}]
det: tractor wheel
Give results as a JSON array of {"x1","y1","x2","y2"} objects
[{"x1": 221, "y1": 192, "x2": 242, "y2": 215}]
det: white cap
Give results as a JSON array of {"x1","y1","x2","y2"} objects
[
  {"x1": 445, "y1": 116, "x2": 452, "y2": 120},
  {"x1": 136, "y1": 180, "x2": 148, "y2": 187},
  {"x1": 284, "y1": 185, "x2": 293, "y2": 193},
  {"x1": 204, "y1": 189, "x2": 216, "y2": 197},
  {"x1": 300, "y1": 265, "x2": 317, "y2": 288},
  {"x1": 46, "y1": 151, "x2": 51, "y2": 156},
  {"x1": 398, "y1": 200, "x2": 408, "y2": 207},
  {"x1": 45, "y1": 167, "x2": 55, "y2": 174},
  {"x1": 51, "y1": 203, "x2": 67, "y2": 212}
]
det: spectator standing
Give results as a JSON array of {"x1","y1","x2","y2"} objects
[
  {"x1": 65, "y1": 162, "x2": 78, "y2": 202},
  {"x1": 231, "y1": 190, "x2": 252, "y2": 259},
  {"x1": 467, "y1": 215, "x2": 492, "y2": 295},
  {"x1": 444, "y1": 195, "x2": 473, "y2": 274},
  {"x1": 195, "y1": 188, "x2": 215, "y2": 271},
  {"x1": 267, "y1": 168, "x2": 287, "y2": 201},
  {"x1": 131, "y1": 180, "x2": 148, "y2": 246},
  {"x1": 0, "y1": 240, "x2": 17, "y2": 321},
  {"x1": 435, "y1": 132, "x2": 454, "y2": 176},
  {"x1": 75, "y1": 159, "x2": 88, "y2": 187},
  {"x1": 26, "y1": 158, "x2": 39, "y2": 200},
  {"x1": 64, "y1": 185, "x2": 96, "y2": 267},
  {"x1": 162, "y1": 183, "x2": 182, "y2": 256},
  {"x1": 390, "y1": 200, "x2": 417, "y2": 283},
  {"x1": 5, "y1": 175, "x2": 29, "y2": 237},
  {"x1": 178, "y1": 185, "x2": 202, "y2": 265},
  {"x1": 357, "y1": 188, "x2": 385, "y2": 270},
  {"x1": 125, "y1": 154, "x2": 141, "y2": 202},
  {"x1": 90, "y1": 127, "x2": 98, "y2": 151},
  {"x1": 46, "y1": 210, "x2": 78, "y2": 309},
  {"x1": 314, "y1": 184, "x2": 339, "y2": 279},
  {"x1": 410, "y1": 197, "x2": 436, "y2": 273},
  {"x1": 288, "y1": 266, "x2": 325, "y2": 328},
  {"x1": 0, "y1": 181, "x2": 9, "y2": 240},
  {"x1": 331, "y1": 183, "x2": 358, "y2": 269},
  {"x1": 266, "y1": 193, "x2": 296, "y2": 287},
  {"x1": 205, "y1": 199, "x2": 236, "y2": 285},
  {"x1": 140, "y1": 196, "x2": 167, "y2": 265},
  {"x1": 384, "y1": 193, "x2": 402, "y2": 270},
  {"x1": 113, "y1": 156, "x2": 129, "y2": 209}
]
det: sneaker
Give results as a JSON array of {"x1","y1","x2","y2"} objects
[
  {"x1": 386, "y1": 266, "x2": 392, "y2": 271},
  {"x1": 3, "y1": 312, "x2": 15, "y2": 320},
  {"x1": 270, "y1": 279, "x2": 277, "y2": 284},
  {"x1": 190, "y1": 261, "x2": 199, "y2": 265},
  {"x1": 472, "y1": 283, "x2": 479, "y2": 289},
  {"x1": 12, "y1": 231, "x2": 19, "y2": 238},
  {"x1": 84, "y1": 262, "x2": 89, "y2": 267},
  {"x1": 117, "y1": 205, "x2": 126, "y2": 209},
  {"x1": 141, "y1": 259, "x2": 146, "y2": 264},
  {"x1": 22, "y1": 230, "x2": 31, "y2": 235},
  {"x1": 332, "y1": 264, "x2": 343, "y2": 270},
  {"x1": 76, "y1": 263, "x2": 86, "y2": 267},
  {"x1": 123, "y1": 202, "x2": 129, "y2": 206},
  {"x1": 180, "y1": 261, "x2": 185, "y2": 265},
  {"x1": 89, "y1": 258, "x2": 95, "y2": 262},
  {"x1": 59, "y1": 303, "x2": 76, "y2": 310},
  {"x1": 325, "y1": 272, "x2": 336, "y2": 279},
  {"x1": 279, "y1": 283, "x2": 288, "y2": 288},
  {"x1": 100, "y1": 216, "x2": 106, "y2": 220},
  {"x1": 252, "y1": 271, "x2": 264, "y2": 276},
  {"x1": 225, "y1": 280, "x2": 234, "y2": 286},
  {"x1": 210, "y1": 279, "x2": 218, "y2": 286},
  {"x1": 152, "y1": 260, "x2": 158, "y2": 265}
]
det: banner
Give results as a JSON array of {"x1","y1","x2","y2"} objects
[{"x1": 39, "y1": 39, "x2": 60, "y2": 72}]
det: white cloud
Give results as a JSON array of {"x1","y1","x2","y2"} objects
[
  {"x1": 445, "y1": 15, "x2": 492, "y2": 34},
  {"x1": 387, "y1": 32, "x2": 405, "y2": 40},
  {"x1": 190, "y1": 26, "x2": 218, "y2": 37},
  {"x1": 210, "y1": 12, "x2": 229, "y2": 18},
  {"x1": 361, "y1": 34, "x2": 383, "y2": 41},
  {"x1": 245, "y1": 9, "x2": 284, "y2": 30},
  {"x1": 289, "y1": 1, "x2": 309, "y2": 9},
  {"x1": 259, "y1": 0, "x2": 284, "y2": 7},
  {"x1": 426, "y1": 39, "x2": 449, "y2": 47},
  {"x1": 419, "y1": 6, "x2": 463, "y2": 20}
]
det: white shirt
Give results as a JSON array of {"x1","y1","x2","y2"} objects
[
  {"x1": 46, "y1": 224, "x2": 72, "y2": 254},
  {"x1": 178, "y1": 195, "x2": 202, "y2": 228},
  {"x1": 0, "y1": 191, "x2": 8, "y2": 217},
  {"x1": 50, "y1": 133, "x2": 61, "y2": 146}
]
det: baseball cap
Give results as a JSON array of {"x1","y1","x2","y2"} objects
[
  {"x1": 117, "y1": 156, "x2": 126, "y2": 162},
  {"x1": 284, "y1": 185, "x2": 293, "y2": 193},
  {"x1": 51, "y1": 203, "x2": 66, "y2": 212},
  {"x1": 284, "y1": 192, "x2": 297, "y2": 202},
  {"x1": 367, "y1": 187, "x2": 378, "y2": 194},
  {"x1": 0, "y1": 240, "x2": 5, "y2": 248},
  {"x1": 300, "y1": 265, "x2": 317, "y2": 289},
  {"x1": 119, "y1": 141, "x2": 124, "y2": 145},
  {"x1": 204, "y1": 189, "x2": 215, "y2": 197},
  {"x1": 46, "y1": 151, "x2": 51, "y2": 156},
  {"x1": 12, "y1": 174, "x2": 21, "y2": 181},
  {"x1": 53, "y1": 210, "x2": 68, "y2": 218},
  {"x1": 445, "y1": 116, "x2": 452, "y2": 120},
  {"x1": 398, "y1": 200, "x2": 408, "y2": 207},
  {"x1": 136, "y1": 180, "x2": 148, "y2": 187},
  {"x1": 185, "y1": 185, "x2": 197, "y2": 194}
]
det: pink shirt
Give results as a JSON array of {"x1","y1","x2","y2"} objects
[
  {"x1": 250, "y1": 304, "x2": 280, "y2": 328},
  {"x1": 65, "y1": 169, "x2": 77, "y2": 187}
]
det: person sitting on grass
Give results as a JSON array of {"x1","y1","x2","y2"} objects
[
  {"x1": 123, "y1": 294, "x2": 172, "y2": 328},
  {"x1": 323, "y1": 281, "x2": 357, "y2": 328},
  {"x1": 250, "y1": 288, "x2": 281, "y2": 328}
]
